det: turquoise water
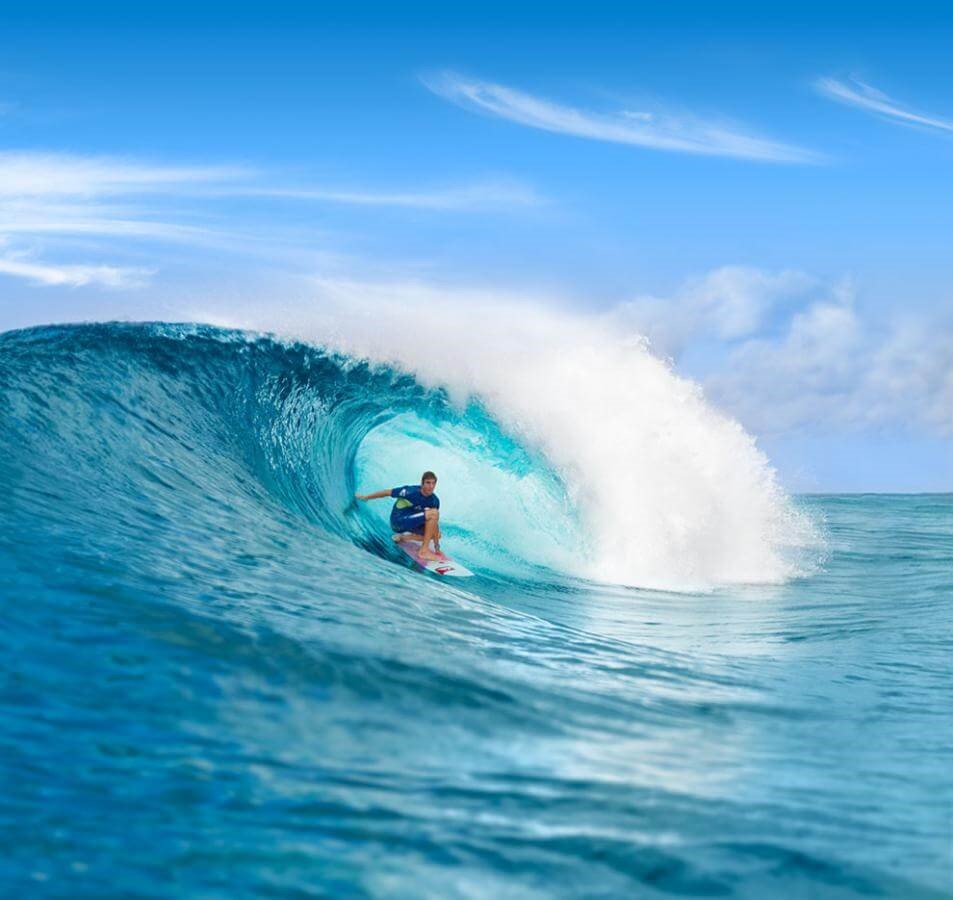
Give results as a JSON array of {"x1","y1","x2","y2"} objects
[{"x1": 1, "y1": 323, "x2": 950, "y2": 898}]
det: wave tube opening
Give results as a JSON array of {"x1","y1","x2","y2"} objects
[{"x1": 353, "y1": 408, "x2": 579, "y2": 578}]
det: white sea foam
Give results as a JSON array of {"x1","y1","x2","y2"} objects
[{"x1": 204, "y1": 278, "x2": 820, "y2": 590}]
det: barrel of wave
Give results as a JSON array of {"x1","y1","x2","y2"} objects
[{"x1": 355, "y1": 411, "x2": 579, "y2": 578}]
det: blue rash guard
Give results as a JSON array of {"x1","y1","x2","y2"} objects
[{"x1": 389, "y1": 485, "x2": 440, "y2": 534}]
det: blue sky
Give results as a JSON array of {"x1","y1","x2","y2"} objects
[{"x1": 1, "y1": 1, "x2": 951, "y2": 490}]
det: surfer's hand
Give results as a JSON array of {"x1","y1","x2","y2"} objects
[{"x1": 355, "y1": 493, "x2": 367, "y2": 501}]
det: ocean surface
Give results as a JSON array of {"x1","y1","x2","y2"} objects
[{"x1": 1, "y1": 322, "x2": 950, "y2": 898}]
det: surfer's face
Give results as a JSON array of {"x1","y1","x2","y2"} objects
[{"x1": 421, "y1": 478, "x2": 436, "y2": 496}]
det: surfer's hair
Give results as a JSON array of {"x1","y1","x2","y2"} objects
[{"x1": 421, "y1": 471, "x2": 437, "y2": 483}]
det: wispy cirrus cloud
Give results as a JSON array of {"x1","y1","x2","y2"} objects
[
  {"x1": 0, "y1": 153, "x2": 245, "y2": 288},
  {"x1": 0, "y1": 251, "x2": 153, "y2": 288},
  {"x1": 0, "y1": 152, "x2": 539, "y2": 210},
  {"x1": 422, "y1": 71, "x2": 820, "y2": 164},
  {"x1": 815, "y1": 76, "x2": 953, "y2": 133},
  {"x1": 231, "y1": 179, "x2": 543, "y2": 211},
  {"x1": 0, "y1": 152, "x2": 249, "y2": 197},
  {"x1": 0, "y1": 151, "x2": 541, "y2": 289}
]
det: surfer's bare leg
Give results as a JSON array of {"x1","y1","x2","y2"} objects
[{"x1": 418, "y1": 509, "x2": 441, "y2": 560}]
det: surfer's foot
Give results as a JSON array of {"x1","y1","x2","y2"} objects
[
  {"x1": 392, "y1": 533, "x2": 408, "y2": 543},
  {"x1": 419, "y1": 548, "x2": 441, "y2": 561}
]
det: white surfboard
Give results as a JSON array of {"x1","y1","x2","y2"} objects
[{"x1": 396, "y1": 538, "x2": 474, "y2": 577}]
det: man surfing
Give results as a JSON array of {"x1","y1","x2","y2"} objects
[{"x1": 355, "y1": 471, "x2": 443, "y2": 561}]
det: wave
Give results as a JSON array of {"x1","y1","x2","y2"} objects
[
  {"x1": 0, "y1": 319, "x2": 817, "y2": 589},
  {"x1": 203, "y1": 285, "x2": 822, "y2": 589}
]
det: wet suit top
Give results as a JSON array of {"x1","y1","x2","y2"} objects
[{"x1": 390, "y1": 485, "x2": 440, "y2": 533}]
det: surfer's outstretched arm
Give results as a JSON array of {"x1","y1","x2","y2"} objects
[{"x1": 355, "y1": 489, "x2": 391, "y2": 501}]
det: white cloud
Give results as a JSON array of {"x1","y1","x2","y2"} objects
[
  {"x1": 0, "y1": 152, "x2": 248, "y2": 197},
  {"x1": 234, "y1": 179, "x2": 543, "y2": 211},
  {"x1": 816, "y1": 76, "x2": 953, "y2": 133},
  {"x1": 608, "y1": 266, "x2": 820, "y2": 356},
  {"x1": 866, "y1": 320, "x2": 953, "y2": 436},
  {"x1": 0, "y1": 153, "x2": 246, "y2": 288},
  {"x1": 0, "y1": 152, "x2": 540, "y2": 211},
  {"x1": 690, "y1": 277, "x2": 953, "y2": 437},
  {"x1": 0, "y1": 150, "x2": 541, "y2": 289},
  {"x1": 0, "y1": 253, "x2": 153, "y2": 288},
  {"x1": 423, "y1": 71, "x2": 821, "y2": 163},
  {"x1": 0, "y1": 199, "x2": 214, "y2": 240}
]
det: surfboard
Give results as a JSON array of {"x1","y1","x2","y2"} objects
[{"x1": 396, "y1": 538, "x2": 474, "y2": 577}]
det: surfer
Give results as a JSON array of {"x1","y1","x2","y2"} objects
[{"x1": 355, "y1": 471, "x2": 442, "y2": 561}]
